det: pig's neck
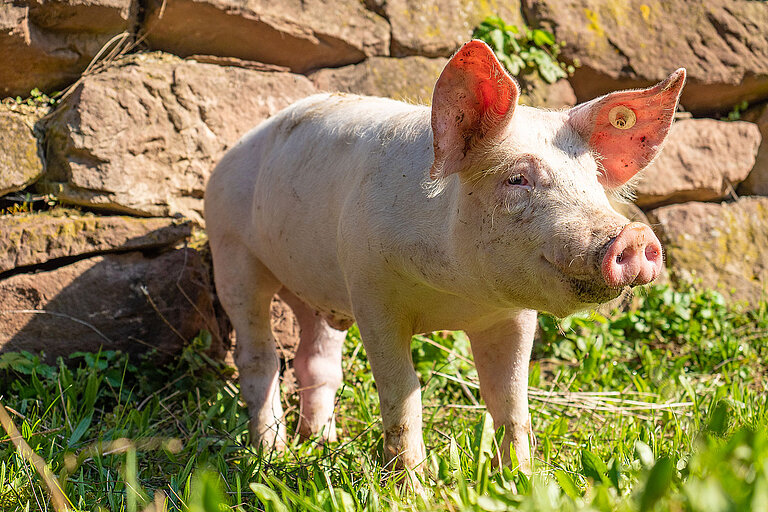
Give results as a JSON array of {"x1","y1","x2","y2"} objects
[
  {"x1": 389, "y1": 170, "x2": 503, "y2": 308},
  {"x1": 346, "y1": 102, "x2": 512, "y2": 310}
]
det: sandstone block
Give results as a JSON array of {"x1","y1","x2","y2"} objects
[
  {"x1": 0, "y1": 107, "x2": 43, "y2": 196},
  {"x1": 0, "y1": 249, "x2": 228, "y2": 360},
  {"x1": 0, "y1": 0, "x2": 135, "y2": 97},
  {"x1": 524, "y1": 0, "x2": 768, "y2": 114},
  {"x1": 385, "y1": 0, "x2": 524, "y2": 58},
  {"x1": 517, "y1": 75, "x2": 576, "y2": 109},
  {"x1": 648, "y1": 197, "x2": 768, "y2": 305},
  {"x1": 635, "y1": 119, "x2": 761, "y2": 209},
  {"x1": 0, "y1": 212, "x2": 191, "y2": 273},
  {"x1": 738, "y1": 103, "x2": 768, "y2": 196},
  {"x1": 143, "y1": 0, "x2": 389, "y2": 73},
  {"x1": 311, "y1": 56, "x2": 447, "y2": 105},
  {"x1": 41, "y1": 52, "x2": 317, "y2": 221}
]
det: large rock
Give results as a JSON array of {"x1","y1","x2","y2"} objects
[
  {"x1": 310, "y1": 55, "x2": 576, "y2": 108},
  {"x1": 648, "y1": 197, "x2": 768, "y2": 305},
  {"x1": 384, "y1": 0, "x2": 524, "y2": 57},
  {"x1": 738, "y1": 103, "x2": 768, "y2": 196},
  {"x1": 0, "y1": 211, "x2": 191, "y2": 273},
  {"x1": 524, "y1": 0, "x2": 768, "y2": 114},
  {"x1": 311, "y1": 56, "x2": 447, "y2": 105},
  {"x1": 0, "y1": 1, "x2": 136, "y2": 97},
  {"x1": 635, "y1": 119, "x2": 762, "y2": 209},
  {"x1": 0, "y1": 107, "x2": 43, "y2": 196},
  {"x1": 41, "y1": 52, "x2": 317, "y2": 221},
  {"x1": 142, "y1": 0, "x2": 389, "y2": 74},
  {"x1": 0, "y1": 248, "x2": 228, "y2": 360}
]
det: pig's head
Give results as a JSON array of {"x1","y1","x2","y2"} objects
[{"x1": 430, "y1": 40, "x2": 685, "y2": 317}]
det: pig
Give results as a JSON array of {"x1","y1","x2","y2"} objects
[{"x1": 204, "y1": 40, "x2": 685, "y2": 474}]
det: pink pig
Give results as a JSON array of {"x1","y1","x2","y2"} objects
[{"x1": 205, "y1": 40, "x2": 685, "y2": 473}]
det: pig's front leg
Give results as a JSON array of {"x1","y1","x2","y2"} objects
[
  {"x1": 467, "y1": 309, "x2": 538, "y2": 474},
  {"x1": 354, "y1": 308, "x2": 426, "y2": 472}
]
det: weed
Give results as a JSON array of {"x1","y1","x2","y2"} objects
[
  {"x1": 721, "y1": 101, "x2": 749, "y2": 121},
  {"x1": 472, "y1": 16, "x2": 576, "y2": 84},
  {"x1": 0, "y1": 193, "x2": 58, "y2": 216},
  {"x1": 1, "y1": 88, "x2": 59, "y2": 114}
]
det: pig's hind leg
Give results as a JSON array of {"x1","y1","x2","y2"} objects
[
  {"x1": 279, "y1": 290, "x2": 345, "y2": 442},
  {"x1": 210, "y1": 238, "x2": 287, "y2": 451}
]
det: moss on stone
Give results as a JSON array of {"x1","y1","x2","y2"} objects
[
  {"x1": 653, "y1": 198, "x2": 768, "y2": 305},
  {"x1": 0, "y1": 211, "x2": 192, "y2": 273},
  {"x1": 0, "y1": 111, "x2": 44, "y2": 195}
]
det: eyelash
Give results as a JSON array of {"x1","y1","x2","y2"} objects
[{"x1": 507, "y1": 174, "x2": 528, "y2": 187}]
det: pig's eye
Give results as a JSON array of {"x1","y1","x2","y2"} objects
[{"x1": 506, "y1": 174, "x2": 528, "y2": 187}]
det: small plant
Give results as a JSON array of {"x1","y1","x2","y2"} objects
[
  {"x1": 1, "y1": 88, "x2": 59, "y2": 114},
  {"x1": 721, "y1": 100, "x2": 749, "y2": 121},
  {"x1": 0, "y1": 192, "x2": 58, "y2": 216},
  {"x1": 16, "y1": 88, "x2": 60, "y2": 107},
  {"x1": 472, "y1": 16, "x2": 575, "y2": 83}
]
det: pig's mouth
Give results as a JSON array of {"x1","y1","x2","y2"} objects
[
  {"x1": 540, "y1": 255, "x2": 623, "y2": 305},
  {"x1": 567, "y1": 276, "x2": 623, "y2": 304}
]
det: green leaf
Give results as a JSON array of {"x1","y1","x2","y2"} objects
[
  {"x1": 449, "y1": 437, "x2": 461, "y2": 473},
  {"x1": 532, "y1": 29, "x2": 556, "y2": 46},
  {"x1": 581, "y1": 450, "x2": 609, "y2": 483},
  {"x1": 489, "y1": 28, "x2": 506, "y2": 52},
  {"x1": 250, "y1": 483, "x2": 289, "y2": 512},
  {"x1": 474, "y1": 412, "x2": 495, "y2": 468},
  {"x1": 608, "y1": 459, "x2": 622, "y2": 492},
  {"x1": 67, "y1": 414, "x2": 93, "y2": 447},
  {"x1": 508, "y1": 54, "x2": 526, "y2": 75},
  {"x1": 187, "y1": 471, "x2": 229, "y2": 512},
  {"x1": 707, "y1": 399, "x2": 732, "y2": 436},
  {"x1": 640, "y1": 457, "x2": 674, "y2": 512},
  {"x1": 555, "y1": 469, "x2": 582, "y2": 498}
]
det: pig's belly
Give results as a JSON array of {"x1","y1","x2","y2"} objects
[
  {"x1": 278, "y1": 262, "x2": 354, "y2": 331},
  {"x1": 248, "y1": 191, "x2": 355, "y2": 330}
]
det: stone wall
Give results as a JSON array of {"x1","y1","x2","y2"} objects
[{"x1": 1, "y1": 0, "x2": 767, "y2": 366}]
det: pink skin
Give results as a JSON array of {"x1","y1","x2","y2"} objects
[
  {"x1": 430, "y1": 40, "x2": 518, "y2": 180},
  {"x1": 602, "y1": 222, "x2": 664, "y2": 288},
  {"x1": 280, "y1": 290, "x2": 345, "y2": 442},
  {"x1": 569, "y1": 68, "x2": 687, "y2": 188}
]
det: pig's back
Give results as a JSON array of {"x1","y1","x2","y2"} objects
[{"x1": 208, "y1": 93, "x2": 435, "y2": 316}]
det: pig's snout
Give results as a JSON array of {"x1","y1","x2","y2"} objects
[{"x1": 601, "y1": 222, "x2": 663, "y2": 288}]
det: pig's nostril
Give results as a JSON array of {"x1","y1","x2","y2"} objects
[{"x1": 602, "y1": 222, "x2": 664, "y2": 288}]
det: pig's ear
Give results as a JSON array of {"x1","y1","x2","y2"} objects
[
  {"x1": 430, "y1": 40, "x2": 519, "y2": 180},
  {"x1": 569, "y1": 68, "x2": 686, "y2": 188}
]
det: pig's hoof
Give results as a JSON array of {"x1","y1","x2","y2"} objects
[
  {"x1": 297, "y1": 416, "x2": 338, "y2": 444},
  {"x1": 250, "y1": 422, "x2": 288, "y2": 454},
  {"x1": 382, "y1": 466, "x2": 428, "y2": 496},
  {"x1": 297, "y1": 426, "x2": 338, "y2": 446}
]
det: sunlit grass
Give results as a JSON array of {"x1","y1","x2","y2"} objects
[{"x1": 0, "y1": 284, "x2": 766, "y2": 511}]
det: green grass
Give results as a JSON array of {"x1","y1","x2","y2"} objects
[{"x1": 0, "y1": 284, "x2": 766, "y2": 511}]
